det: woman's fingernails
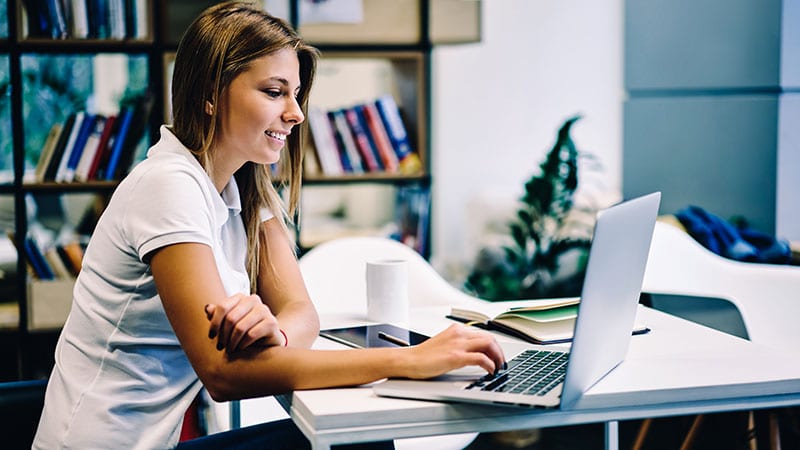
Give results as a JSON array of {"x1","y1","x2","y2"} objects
[
  {"x1": 204, "y1": 304, "x2": 212, "y2": 318},
  {"x1": 209, "y1": 330, "x2": 216, "y2": 339}
]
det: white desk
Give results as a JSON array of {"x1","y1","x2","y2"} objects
[{"x1": 277, "y1": 298, "x2": 800, "y2": 450}]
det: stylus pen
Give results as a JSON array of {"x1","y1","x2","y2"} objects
[{"x1": 377, "y1": 331, "x2": 410, "y2": 347}]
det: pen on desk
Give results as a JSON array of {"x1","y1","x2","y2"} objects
[{"x1": 377, "y1": 331, "x2": 410, "y2": 347}]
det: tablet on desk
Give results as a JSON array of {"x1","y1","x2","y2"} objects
[{"x1": 320, "y1": 324, "x2": 429, "y2": 348}]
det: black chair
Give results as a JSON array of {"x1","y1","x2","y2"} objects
[{"x1": 0, "y1": 379, "x2": 48, "y2": 449}]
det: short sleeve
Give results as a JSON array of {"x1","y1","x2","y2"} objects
[
  {"x1": 124, "y1": 163, "x2": 217, "y2": 262},
  {"x1": 259, "y1": 206, "x2": 275, "y2": 223}
]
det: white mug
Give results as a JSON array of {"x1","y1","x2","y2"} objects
[{"x1": 365, "y1": 259, "x2": 409, "y2": 326}]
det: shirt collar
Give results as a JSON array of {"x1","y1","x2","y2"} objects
[{"x1": 151, "y1": 126, "x2": 242, "y2": 217}]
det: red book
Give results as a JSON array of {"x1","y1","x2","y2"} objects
[
  {"x1": 343, "y1": 107, "x2": 383, "y2": 172},
  {"x1": 86, "y1": 114, "x2": 117, "y2": 180},
  {"x1": 361, "y1": 103, "x2": 399, "y2": 172}
]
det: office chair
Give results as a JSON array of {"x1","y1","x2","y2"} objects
[
  {"x1": 238, "y1": 237, "x2": 479, "y2": 450},
  {"x1": 633, "y1": 219, "x2": 800, "y2": 450}
]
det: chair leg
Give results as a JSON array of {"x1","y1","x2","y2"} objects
[
  {"x1": 769, "y1": 411, "x2": 782, "y2": 450},
  {"x1": 631, "y1": 418, "x2": 652, "y2": 450},
  {"x1": 679, "y1": 414, "x2": 705, "y2": 450},
  {"x1": 746, "y1": 411, "x2": 758, "y2": 450}
]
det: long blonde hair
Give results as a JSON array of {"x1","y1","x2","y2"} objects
[{"x1": 170, "y1": 1, "x2": 318, "y2": 290}]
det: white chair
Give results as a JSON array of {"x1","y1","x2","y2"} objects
[
  {"x1": 298, "y1": 236, "x2": 479, "y2": 317},
  {"x1": 642, "y1": 220, "x2": 800, "y2": 355},
  {"x1": 239, "y1": 237, "x2": 480, "y2": 449},
  {"x1": 297, "y1": 236, "x2": 480, "y2": 450},
  {"x1": 633, "y1": 219, "x2": 800, "y2": 450}
]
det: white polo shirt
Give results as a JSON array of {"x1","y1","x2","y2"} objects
[{"x1": 34, "y1": 126, "x2": 271, "y2": 449}]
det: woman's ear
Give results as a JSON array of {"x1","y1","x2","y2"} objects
[{"x1": 205, "y1": 100, "x2": 214, "y2": 115}]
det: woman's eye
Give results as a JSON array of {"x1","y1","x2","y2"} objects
[{"x1": 264, "y1": 89, "x2": 282, "y2": 98}]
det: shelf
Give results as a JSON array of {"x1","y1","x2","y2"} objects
[
  {"x1": 303, "y1": 173, "x2": 430, "y2": 185},
  {"x1": 20, "y1": 181, "x2": 118, "y2": 193},
  {"x1": 298, "y1": 0, "x2": 480, "y2": 45},
  {"x1": 14, "y1": 39, "x2": 153, "y2": 53}
]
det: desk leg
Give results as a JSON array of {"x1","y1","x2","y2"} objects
[{"x1": 605, "y1": 420, "x2": 619, "y2": 450}]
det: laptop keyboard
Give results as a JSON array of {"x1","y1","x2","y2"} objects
[{"x1": 467, "y1": 349, "x2": 569, "y2": 396}]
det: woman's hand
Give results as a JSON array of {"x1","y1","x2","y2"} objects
[
  {"x1": 404, "y1": 324, "x2": 506, "y2": 379},
  {"x1": 205, "y1": 293, "x2": 287, "y2": 353}
]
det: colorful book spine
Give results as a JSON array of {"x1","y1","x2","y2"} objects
[
  {"x1": 86, "y1": 114, "x2": 117, "y2": 181},
  {"x1": 74, "y1": 115, "x2": 107, "y2": 182},
  {"x1": 44, "y1": 113, "x2": 77, "y2": 182},
  {"x1": 361, "y1": 103, "x2": 399, "y2": 172},
  {"x1": 103, "y1": 107, "x2": 134, "y2": 181},
  {"x1": 328, "y1": 110, "x2": 363, "y2": 174},
  {"x1": 344, "y1": 107, "x2": 383, "y2": 172},
  {"x1": 61, "y1": 113, "x2": 97, "y2": 182},
  {"x1": 54, "y1": 111, "x2": 87, "y2": 182},
  {"x1": 24, "y1": 237, "x2": 54, "y2": 280},
  {"x1": 375, "y1": 95, "x2": 422, "y2": 175},
  {"x1": 307, "y1": 106, "x2": 343, "y2": 176},
  {"x1": 34, "y1": 123, "x2": 64, "y2": 183}
]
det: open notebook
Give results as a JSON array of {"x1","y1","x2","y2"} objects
[{"x1": 373, "y1": 192, "x2": 661, "y2": 409}]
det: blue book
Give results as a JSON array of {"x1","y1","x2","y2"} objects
[
  {"x1": 63, "y1": 114, "x2": 97, "y2": 182},
  {"x1": 24, "y1": 237, "x2": 54, "y2": 280},
  {"x1": 103, "y1": 107, "x2": 134, "y2": 181},
  {"x1": 375, "y1": 95, "x2": 414, "y2": 161}
]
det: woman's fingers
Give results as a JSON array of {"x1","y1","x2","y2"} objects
[
  {"x1": 206, "y1": 294, "x2": 282, "y2": 352},
  {"x1": 409, "y1": 324, "x2": 506, "y2": 378}
]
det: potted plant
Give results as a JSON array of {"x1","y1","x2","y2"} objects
[{"x1": 465, "y1": 116, "x2": 598, "y2": 301}]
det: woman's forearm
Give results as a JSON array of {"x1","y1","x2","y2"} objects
[{"x1": 201, "y1": 346, "x2": 408, "y2": 402}]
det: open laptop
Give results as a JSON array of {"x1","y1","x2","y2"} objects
[{"x1": 373, "y1": 192, "x2": 661, "y2": 409}]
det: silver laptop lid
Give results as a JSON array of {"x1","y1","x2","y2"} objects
[{"x1": 559, "y1": 191, "x2": 660, "y2": 409}]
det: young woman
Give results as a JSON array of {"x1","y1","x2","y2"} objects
[{"x1": 33, "y1": 2, "x2": 504, "y2": 449}]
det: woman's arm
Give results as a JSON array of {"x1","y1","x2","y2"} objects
[
  {"x1": 253, "y1": 217, "x2": 320, "y2": 348},
  {"x1": 204, "y1": 217, "x2": 319, "y2": 352},
  {"x1": 151, "y1": 237, "x2": 505, "y2": 402}
]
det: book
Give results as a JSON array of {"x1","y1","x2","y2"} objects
[
  {"x1": 102, "y1": 107, "x2": 133, "y2": 180},
  {"x1": 57, "y1": 241, "x2": 85, "y2": 276},
  {"x1": 361, "y1": 103, "x2": 399, "y2": 172},
  {"x1": 69, "y1": 0, "x2": 90, "y2": 38},
  {"x1": 447, "y1": 298, "x2": 649, "y2": 345},
  {"x1": 54, "y1": 111, "x2": 86, "y2": 182},
  {"x1": 23, "y1": 236, "x2": 55, "y2": 280},
  {"x1": 60, "y1": 113, "x2": 97, "y2": 182},
  {"x1": 374, "y1": 95, "x2": 422, "y2": 175},
  {"x1": 44, "y1": 247, "x2": 73, "y2": 279},
  {"x1": 328, "y1": 110, "x2": 363, "y2": 173},
  {"x1": 85, "y1": 114, "x2": 117, "y2": 181},
  {"x1": 74, "y1": 115, "x2": 107, "y2": 182},
  {"x1": 43, "y1": 113, "x2": 77, "y2": 181},
  {"x1": 307, "y1": 106, "x2": 343, "y2": 176},
  {"x1": 394, "y1": 186, "x2": 430, "y2": 255},
  {"x1": 344, "y1": 107, "x2": 383, "y2": 172},
  {"x1": 113, "y1": 93, "x2": 154, "y2": 178},
  {"x1": 34, "y1": 123, "x2": 64, "y2": 182}
]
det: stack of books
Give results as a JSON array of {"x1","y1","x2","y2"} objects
[
  {"x1": 307, "y1": 94, "x2": 423, "y2": 177},
  {"x1": 33, "y1": 94, "x2": 153, "y2": 183},
  {"x1": 22, "y1": 0, "x2": 149, "y2": 40},
  {"x1": 10, "y1": 233, "x2": 85, "y2": 281}
]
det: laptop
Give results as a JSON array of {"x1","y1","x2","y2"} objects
[{"x1": 373, "y1": 192, "x2": 661, "y2": 410}]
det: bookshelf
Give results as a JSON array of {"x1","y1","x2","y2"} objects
[
  {"x1": 0, "y1": 0, "x2": 162, "y2": 381},
  {"x1": 0, "y1": 0, "x2": 481, "y2": 381}
]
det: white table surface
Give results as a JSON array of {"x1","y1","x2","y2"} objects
[{"x1": 280, "y1": 297, "x2": 800, "y2": 450}]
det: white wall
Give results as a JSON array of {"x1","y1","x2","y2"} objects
[{"x1": 430, "y1": 0, "x2": 624, "y2": 274}]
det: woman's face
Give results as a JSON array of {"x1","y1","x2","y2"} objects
[{"x1": 215, "y1": 48, "x2": 304, "y2": 169}]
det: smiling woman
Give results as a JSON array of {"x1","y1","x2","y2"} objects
[{"x1": 31, "y1": 3, "x2": 504, "y2": 449}]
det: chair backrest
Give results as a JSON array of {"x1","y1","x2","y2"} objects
[
  {"x1": 298, "y1": 237, "x2": 476, "y2": 317},
  {"x1": 642, "y1": 221, "x2": 800, "y2": 354},
  {"x1": 0, "y1": 378, "x2": 47, "y2": 448}
]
